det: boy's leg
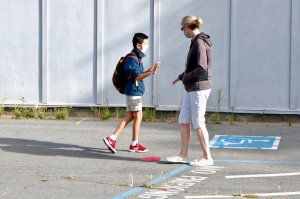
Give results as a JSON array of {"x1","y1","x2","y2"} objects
[
  {"x1": 132, "y1": 110, "x2": 142, "y2": 141},
  {"x1": 103, "y1": 112, "x2": 134, "y2": 153},
  {"x1": 129, "y1": 110, "x2": 148, "y2": 152},
  {"x1": 112, "y1": 112, "x2": 134, "y2": 137}
]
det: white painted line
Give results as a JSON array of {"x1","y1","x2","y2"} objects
[
  {"x1": 185, "y1": 195, "x2": 233, "y2": 198},
  {"x1": 185, "y1": 191, "x2": 300, "y2": 198},
  {"x1": 225, "y1": 172, "x2": 300, "y2": 179},
  {"x1": 75, "y1": 119, "x2": 84, "y2": 125},
  {"x1": 255, "y1": 191, "x2": 300, "y2": 197}
]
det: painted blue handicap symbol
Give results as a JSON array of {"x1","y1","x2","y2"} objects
[{"x1": 209, "y1": 135, "x2": 281, "y2": 149}]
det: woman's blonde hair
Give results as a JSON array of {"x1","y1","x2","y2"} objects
[{"x1": 181, "y1": 16, "x2": 203, "y2": 30}]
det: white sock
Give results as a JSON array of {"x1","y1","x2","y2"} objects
[
  {"x1": 109, "y1": 135, "x2": 117, "y2": 141},
  {"x1": 131, "y1": 140, "x2": 138, "y2": 146}
]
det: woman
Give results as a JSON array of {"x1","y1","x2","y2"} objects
[{"x1": 167, "y1": 16, "x2": 213, "y2": 166}]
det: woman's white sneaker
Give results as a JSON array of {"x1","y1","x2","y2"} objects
[
  {"x1": 166, "y1": 156, "x2": 188, "y2": 163},
  {"x1": 189, "y1": 158, "x2": 214, "y2": 166}
]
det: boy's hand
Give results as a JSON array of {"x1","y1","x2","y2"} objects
[
  {"x1": 154, "y1": 61, "x2": 160, "y2": 68},
  {"x1": 152, "y1": 61, "x2": 160, "y2": 74}
]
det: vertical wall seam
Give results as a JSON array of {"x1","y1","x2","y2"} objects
[
  {"x1": 39, "y1": 0, "x2": 42, "y2": 103},
  {"x1": 152, "y1": 0, "x2": 160, "y2": 106},
  {"x1": 93, "y1": 0, "x2": 97, "y2": 104},
  {"x1": 41, "y1": 0, "x2": 48, "y2": 104},
  {"x1": 229, "y1": 0, "x2": 237, "y2": 108},
  {"x1": 96, "y1": 0, "x2": 104, "y2": 105},
  {"x1": 290, "y1": 0, "x2": 299, "y2": 110}
]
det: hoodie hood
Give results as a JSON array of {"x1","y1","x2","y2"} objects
[{"x1": 196, "y1": 32, "x2": 212, "y2": 47}]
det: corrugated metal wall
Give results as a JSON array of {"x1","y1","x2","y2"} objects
[{"x1": 0, "y1": 0, "x2": 300, "y2": 114}]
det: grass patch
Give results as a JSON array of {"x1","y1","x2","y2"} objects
[
  {"x1": 170, "y1": 111, "x2": 179, "y2": 123},
  {"x1": 0, "y1": 105, "x2": 4, "y2": 117},
  {"x1": 13, "y1": 97, "x2": 48, "y2": 119},
  {"x1": 101, "y1": 96, "x2": 112, "y2": 120},
  {"x1": 115, "y1": 107, "x2": 125, "y2": 118},
  {"x1": 12, "y1": 105, "x2": 48, "y2": 120},
  {"x1": 101, "y1": 106, "x2": 111, "y2": 120},
  {"x1": 227, "y1": 112, "x2": 235, "y2": 125},
  {"x1": 141, "y1": 183, "x2": 152, "y2": 188},
  {"x1": 14, "y1": 107, "x2": 35, "y2": 119},
  {"x1": 243, "y1": 194, "x2": 258, "y2": 198},
  {"x1": 91, "y1": 107, "x2": 112, "y2": 120},
  {"x1": 54, "y1": 107, "x2": 71, "y2": 120},
  {"x1": 143, "y1": 108, "x2": 156, "y2": 122},
  {"x1": 91, "y1": 107, "x2": 101, "y2": 118},
  {"x1": 34, "y1": 106, "x2": 48, "y2": 119},
  {"x1": 210, "y1": 89, "x2": 224, "y2": 124}
]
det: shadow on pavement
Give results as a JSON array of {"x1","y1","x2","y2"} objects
[{"x1": 0, "y1": 138, "x2": 141, "y2": 162}]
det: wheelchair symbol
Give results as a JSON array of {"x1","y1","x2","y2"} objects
[{"x1": 220, "y1": 138, "x2": 270, "y2": 146}]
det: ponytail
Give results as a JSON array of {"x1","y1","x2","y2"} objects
[{"x1": 181, "y1": 16, "x2": 203, "y2": 30}]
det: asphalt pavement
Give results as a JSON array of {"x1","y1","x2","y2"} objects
[{"x1": 0, "y1": 119, "x2": 299, "y2": 199}]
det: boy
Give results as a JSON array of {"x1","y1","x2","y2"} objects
[{"x1": 103, "y1": 33, "x2": 160, "y2": 153}]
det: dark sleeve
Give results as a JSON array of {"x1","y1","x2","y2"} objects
[
  {"x1": 182, "y1": 39, "x2": 207, "y2": 82},
  {"x1": 178, "y1": 72, "x2": 184, "y2": 80}
]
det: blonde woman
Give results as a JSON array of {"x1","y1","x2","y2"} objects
[{"x1": 167, "y1": 16, "x2": 213, "y2": 166}]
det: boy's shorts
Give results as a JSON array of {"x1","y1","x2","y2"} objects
[{"x1": 126, "y1": 96, "x2": 142, "y2": 111}]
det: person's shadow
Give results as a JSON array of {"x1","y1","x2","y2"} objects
[{"x1": 0, "y1": 138, "x2": 141, "y2": 162}]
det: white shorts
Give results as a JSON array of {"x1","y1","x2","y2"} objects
[
  {"x1": 178, "y1": 89, "x2": 211, "y2": 129},
  {"x1": 126, "y1": 96, "x2": 142, "y2": 112}
]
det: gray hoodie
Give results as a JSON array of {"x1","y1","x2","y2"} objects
[{"x1": 178, "y1": 32, "x2": 212, "y2": 92}]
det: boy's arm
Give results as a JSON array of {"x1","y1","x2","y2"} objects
[{"x1": 135, "y1": 61, "x2": 160, "y2": 81}]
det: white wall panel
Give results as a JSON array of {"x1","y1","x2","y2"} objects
[
  {"x1": 158, "y1": 0, "x2": 231, "y2": 110},
  {"x1": 47, "y1": 0, "x2": 95, "y2": 104},
  {"x1": 102, "y1": 0, "x2": 152, "y2": 106},
  {"x1": 0, "y1": 0, "x2": 40, "y2": 104},
  {"x1": 0, "y1": 0, "x2": 299, "y2": 114},
  {"x1": 233, "y1": 0, "x2": 291, "y2": 111}
]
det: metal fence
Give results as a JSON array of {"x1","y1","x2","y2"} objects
[{"x1": 0, "y1": 0, "x2": 299, "y2": 114}]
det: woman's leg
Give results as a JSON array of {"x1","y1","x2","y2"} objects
[
  {"x1": 179, "y1": 123, "x2": 191, "y2": 157},
  {"x1": 196, "y1": 126, "x2": 211, "y2": 159},
  {"x1": 178, "y1": 92, "x2": 191, "y2": 157},
  {"x1": 191, "y1": 89, "x2": 212, "y2": 160}
]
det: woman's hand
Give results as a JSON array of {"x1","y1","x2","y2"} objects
[{"x1": 172, "y1": 78, "x2": 180, "y2": 85}]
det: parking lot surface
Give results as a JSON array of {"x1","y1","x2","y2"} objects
[{"x1": 0, "y1": 119, "x2": 299, "y2": 199}]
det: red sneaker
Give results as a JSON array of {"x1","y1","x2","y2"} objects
[
  {"x1": 103, "y1": 137, "x2": 116, "y2": 153},
  {"x1": 129, "y1": 143, "x2": 149, "y2": 153}
]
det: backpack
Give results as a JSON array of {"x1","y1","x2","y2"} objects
[{"x1": 112, "y1": 52, "x2": 138, "y2": 94}]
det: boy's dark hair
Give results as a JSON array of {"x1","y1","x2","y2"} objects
[{"x1": 132, "y1": 33, "x2": 148, "y2": 48}]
